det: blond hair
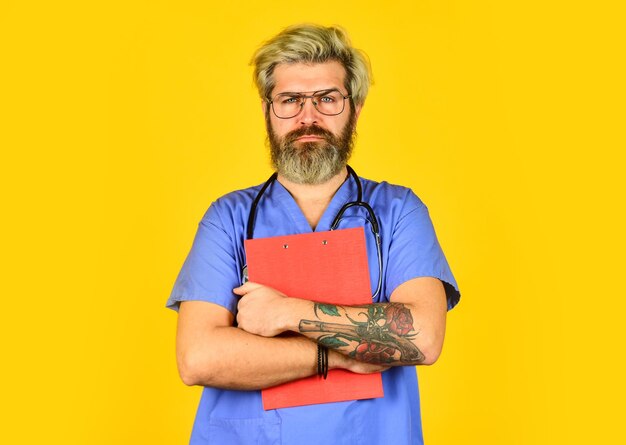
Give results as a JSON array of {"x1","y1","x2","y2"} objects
[{"x1": 251, "y1": 24, "x2": 372, "y2": 107}]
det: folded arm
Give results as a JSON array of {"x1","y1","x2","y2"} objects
[
  {"x1": 176, "y1": 301, "x2": 389, "y2": 390},
  {"x1": 234, "y1": 276, "x2": 447, "y2": 366}
]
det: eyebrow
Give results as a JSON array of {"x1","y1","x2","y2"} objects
[{"x1": 275, "y1": 88, "x2": 340, "y2": 96}]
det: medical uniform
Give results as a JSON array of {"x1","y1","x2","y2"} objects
[{"x1": 167, "y1": 173, "x2": 460, "y2": 445}]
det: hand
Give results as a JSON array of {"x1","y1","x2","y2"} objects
[
  {"x1": 328, "y1": 349, "x2": 390, "y2": 374},
  {"x1": 233, "y1": 282, "x2": 304, "y2": 337}
]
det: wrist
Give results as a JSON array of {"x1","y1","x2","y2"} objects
[{"x1": 282, "y1": 297, "x2": 313, "y2": 332}]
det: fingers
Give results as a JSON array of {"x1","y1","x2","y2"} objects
[
  {"x1": 233, "y1": 281, "x2": 263, "y2": 296},
  {"x1": 353, "y1": 363, "x2": 391, "y2": 374},
  {"x1": 328, "y1": 349, "x2": 391, "y2": 374}
]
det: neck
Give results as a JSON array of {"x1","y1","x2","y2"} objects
[{"x1": 277, "y1": 167, "x2": 349, "y2": 230}]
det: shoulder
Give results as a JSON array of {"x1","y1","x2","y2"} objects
[
  {"x1": 200, "y1": 182, "x2": 265, "y2": 227},
  {"x1": 360, "y1": 177, "x2": 426, "y2": 219}
]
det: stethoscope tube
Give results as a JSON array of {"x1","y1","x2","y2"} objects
[
  {"x1": 246, "y1": 172, "x2": 277, "y2": 241},
  {"x1": 244, "y1": 165, "x2": 383, "y2": 300}
]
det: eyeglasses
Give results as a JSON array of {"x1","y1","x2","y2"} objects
[{"x1": 267, "y1": 88, "x2": 351, "y2": 119}]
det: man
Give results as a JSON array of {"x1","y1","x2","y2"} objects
[{"x1": 167, "y1": 24, "x2": 460, "y2": 445}]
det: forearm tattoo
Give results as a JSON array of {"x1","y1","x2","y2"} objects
[{"x1": 298, "y1": 303, "x2": 425, "y2": 364}]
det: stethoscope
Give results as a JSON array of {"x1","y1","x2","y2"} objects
[{"x1": 242, "y1": 165, "x2": 383, "y2": 300}]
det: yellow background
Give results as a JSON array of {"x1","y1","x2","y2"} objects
[{"x1": 2, "y1": 0, "x2": 624, "y2": 443}]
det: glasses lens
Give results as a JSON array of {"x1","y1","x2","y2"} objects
[
  {"x1": 312, "y1": 90, "x2": 345, "y2": 116},
  {"x1": 272, "y1": 94, "x2": 304, "y2": 119}
]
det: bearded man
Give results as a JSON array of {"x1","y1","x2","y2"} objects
[{"x1": 167, "y1": 24, "x2": 460, "y2": 445}]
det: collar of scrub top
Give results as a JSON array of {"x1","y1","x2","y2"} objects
[{"x1": 242, "y1": 165, "x2": 383, "y2": 300}]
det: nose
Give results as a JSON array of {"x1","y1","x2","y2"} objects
[{"x1": 298, "y1": 97, "x2": 319, "y2": 125}]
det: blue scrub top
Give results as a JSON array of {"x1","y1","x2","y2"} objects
[{"x1": 167, "y1": 173, "x2": 460, "y2": 445}]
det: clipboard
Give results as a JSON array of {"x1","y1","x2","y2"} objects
[{"x1": 244, "y1": 227, "x2": 384, "y2": 410}]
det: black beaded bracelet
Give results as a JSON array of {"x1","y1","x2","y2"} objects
[
  {"x1": 317, "y1": 344, "x2": 323, "y2": 376},
  {"x1": 317, "y1": 344, "x2": 329, "y2": 379}
]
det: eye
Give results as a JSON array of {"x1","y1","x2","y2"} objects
[
  {"x1": 319, "y1": 95, "x2": 336, "y2": 103},
  {"x1": 280, "y1": 95, "x2": 301, "y2": 104}
]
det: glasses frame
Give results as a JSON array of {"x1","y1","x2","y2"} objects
[{"x1": 267, "y1": 88, "x2": 352, "y2": 119}]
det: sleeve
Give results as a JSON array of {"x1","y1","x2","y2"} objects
[
  {"x1": 385, "y1": 191, "x2": 460, "y2": 310},
  {"x1": 166, "y1": 204, "x2": 242, "y2": 314}
]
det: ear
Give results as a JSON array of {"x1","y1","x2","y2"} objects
[{"x1": 353, "y1": 102, "x2": 364, "y2": 122}]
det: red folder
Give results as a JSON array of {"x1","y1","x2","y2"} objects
[{"x1": 244, "y1": 227, "x2": 384, "y2": 410}]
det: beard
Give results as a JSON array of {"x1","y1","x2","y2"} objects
[{"x1": 266, "y1": 110, "x2": 357, "y2": 185}]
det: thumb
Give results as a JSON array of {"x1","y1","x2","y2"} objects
[{"x1": 233, "y1": 281, "x2": 261, "y2": 295}]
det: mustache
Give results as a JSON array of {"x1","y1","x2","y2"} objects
[{"x1": 284, "y1": 125, "x2": 334, "y2": 144}]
